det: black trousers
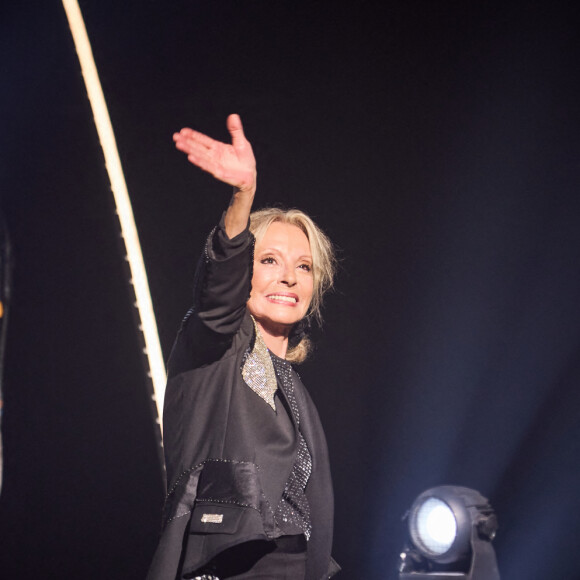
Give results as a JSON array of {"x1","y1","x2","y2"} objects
[
  {"x1": 190, "y1": 536, "x2": 307, "y2": 580},
  {"x1": 227, "y1": 549, "x2": 306, "y2": 579}
]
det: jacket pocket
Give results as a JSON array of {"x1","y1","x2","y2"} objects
[{"x1": 189, "y1": 503, "x2": 245, "y2": 535}]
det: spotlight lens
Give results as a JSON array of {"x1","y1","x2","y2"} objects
[{"x1": 414, "y1": 497, "x2": 457, "y2": 555}]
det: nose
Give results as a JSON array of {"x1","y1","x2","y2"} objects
[{"x1": 279, "y1": 264, "x2": 297, "y2": 287}]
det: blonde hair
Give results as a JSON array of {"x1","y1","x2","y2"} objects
[{"x1": 249, "y1": 207, "x2": 336, "y2": 363}]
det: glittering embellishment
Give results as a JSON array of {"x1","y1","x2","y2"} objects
[
  {"x1": 191, "y1": 575, "x2": 219, "y2": 580},
  {"x1": 270, "y1": 354, "x2": 313, "y2": 541},
  {"x1": 242, "y1": 316, "x2": 277, "y2": 410}
]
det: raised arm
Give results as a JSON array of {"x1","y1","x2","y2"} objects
[{"x1": 173, "y1": 114, "x2": 256, "y2": 238}]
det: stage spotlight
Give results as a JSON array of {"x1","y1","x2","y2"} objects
[{"x1": 399, "y1": 486, "x2": 500, "y2": 579}]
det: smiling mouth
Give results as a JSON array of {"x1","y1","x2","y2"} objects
[{"x1": 267, "y1": 294, "x2": 298, "y2": 304}]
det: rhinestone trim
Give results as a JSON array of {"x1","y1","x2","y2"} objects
[
  {"x1": 241, "y1": 316, "x2": 277, "y2": 410},
  {"x1": 270, "y1": 354, "x2": 313, "y2": 541}
]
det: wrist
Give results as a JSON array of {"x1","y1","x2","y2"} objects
[{"x1": 232, "y1": 185, "x2": 256, "y2": 204}]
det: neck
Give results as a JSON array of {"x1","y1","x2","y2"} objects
[{"x1": 255, "y1": 320, "x2": 289, "y2": 358}]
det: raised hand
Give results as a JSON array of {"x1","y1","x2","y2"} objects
[{"x1": 173, "y1": 114, "x2": 257, "y2": 195}]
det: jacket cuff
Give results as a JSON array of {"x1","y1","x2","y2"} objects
[{"x1": 208, "y1": 212, "x2": 251, "y2": 262}]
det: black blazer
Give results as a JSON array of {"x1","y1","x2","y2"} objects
[{"x1": 147, "y1": 219, "x2": 339, "y2": 580}]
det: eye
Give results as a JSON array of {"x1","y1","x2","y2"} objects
[
  {"x1": 260, "y1": 256, "x2": 276, "y2": 264},
  {"x1": 299, "y1": 263, "x2": 312, "y2": 272}
]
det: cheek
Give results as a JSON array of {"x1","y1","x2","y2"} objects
[
  {"x1": 250, "y1": 265, "x2": 276, "y2": 295},
  {"x1": 250, "y1": 267, "x2": 265, "y2": 292},
  {"x1": 303, "y1": 280, "x2": 314, "y2": 306}
]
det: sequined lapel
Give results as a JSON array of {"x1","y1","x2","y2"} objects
[{"x1": 242, "y1": 316, "x2": 278, "y2": 410}]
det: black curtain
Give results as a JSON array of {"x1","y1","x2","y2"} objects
[{"x1": 1, "y1": 2, "x2": 579, "y2": 579}]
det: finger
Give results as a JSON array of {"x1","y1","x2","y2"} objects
[
  {"x1": 186, "y1": 153, "x2": 234, "y2": 186},
  {"x1": 174, "y1": 138, "x2": 197, "y2": 155},
  {"x1": 175, "y1": 138, "x2": 217, "y2": 161},
  {"x1": 186, "y1": 152, "x2": 220, "y2": 175},
  {"x1": 173, "y1": 127, "x2": 217, "y2": 150},
  {"x1": 226, "y1": 114, "x2": 247, "y2": 148}
]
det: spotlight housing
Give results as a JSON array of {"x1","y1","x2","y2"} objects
[{"x1": 399, "y1": 485, "x2": 500, "y2": 580}]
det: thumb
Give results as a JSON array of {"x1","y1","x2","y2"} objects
[{"x1": 227, "y1": 114, "x2": 246, "y2": 147}]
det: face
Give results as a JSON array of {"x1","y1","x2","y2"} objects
[{"x1": 247, "y1": 221, "x2": 314, "y2": 335}]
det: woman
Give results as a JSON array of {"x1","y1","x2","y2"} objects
[{"x1": 147, "y1": 115, "x2": 339, "y2": 580}]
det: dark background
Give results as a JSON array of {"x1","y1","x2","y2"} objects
[{"x1": 1, "y1": 1, "x2": 580, "y2": 579}]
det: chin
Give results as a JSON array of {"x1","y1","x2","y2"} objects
[{"x1": 253, "y1": 312, "x2": 303, "y2": 333}]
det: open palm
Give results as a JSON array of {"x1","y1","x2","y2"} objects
[{"x1": 173, "y1": 114, "x2": 256, "y2": 193}]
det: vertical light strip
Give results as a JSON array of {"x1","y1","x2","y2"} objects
[{"x1": 62, "y1": 0, "x2": 166, "y2": 432}]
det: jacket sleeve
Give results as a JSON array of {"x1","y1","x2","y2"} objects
[
  {"x1": 194, "y1": 212, "x2": 254, "y2": 335},
  {"x1": 167, "y1": 213, "x2": 254, "y2": 376}
]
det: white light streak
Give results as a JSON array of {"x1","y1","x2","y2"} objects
[{"x1": 62, "y1": 0, "x2": 166, "y2": 431}]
